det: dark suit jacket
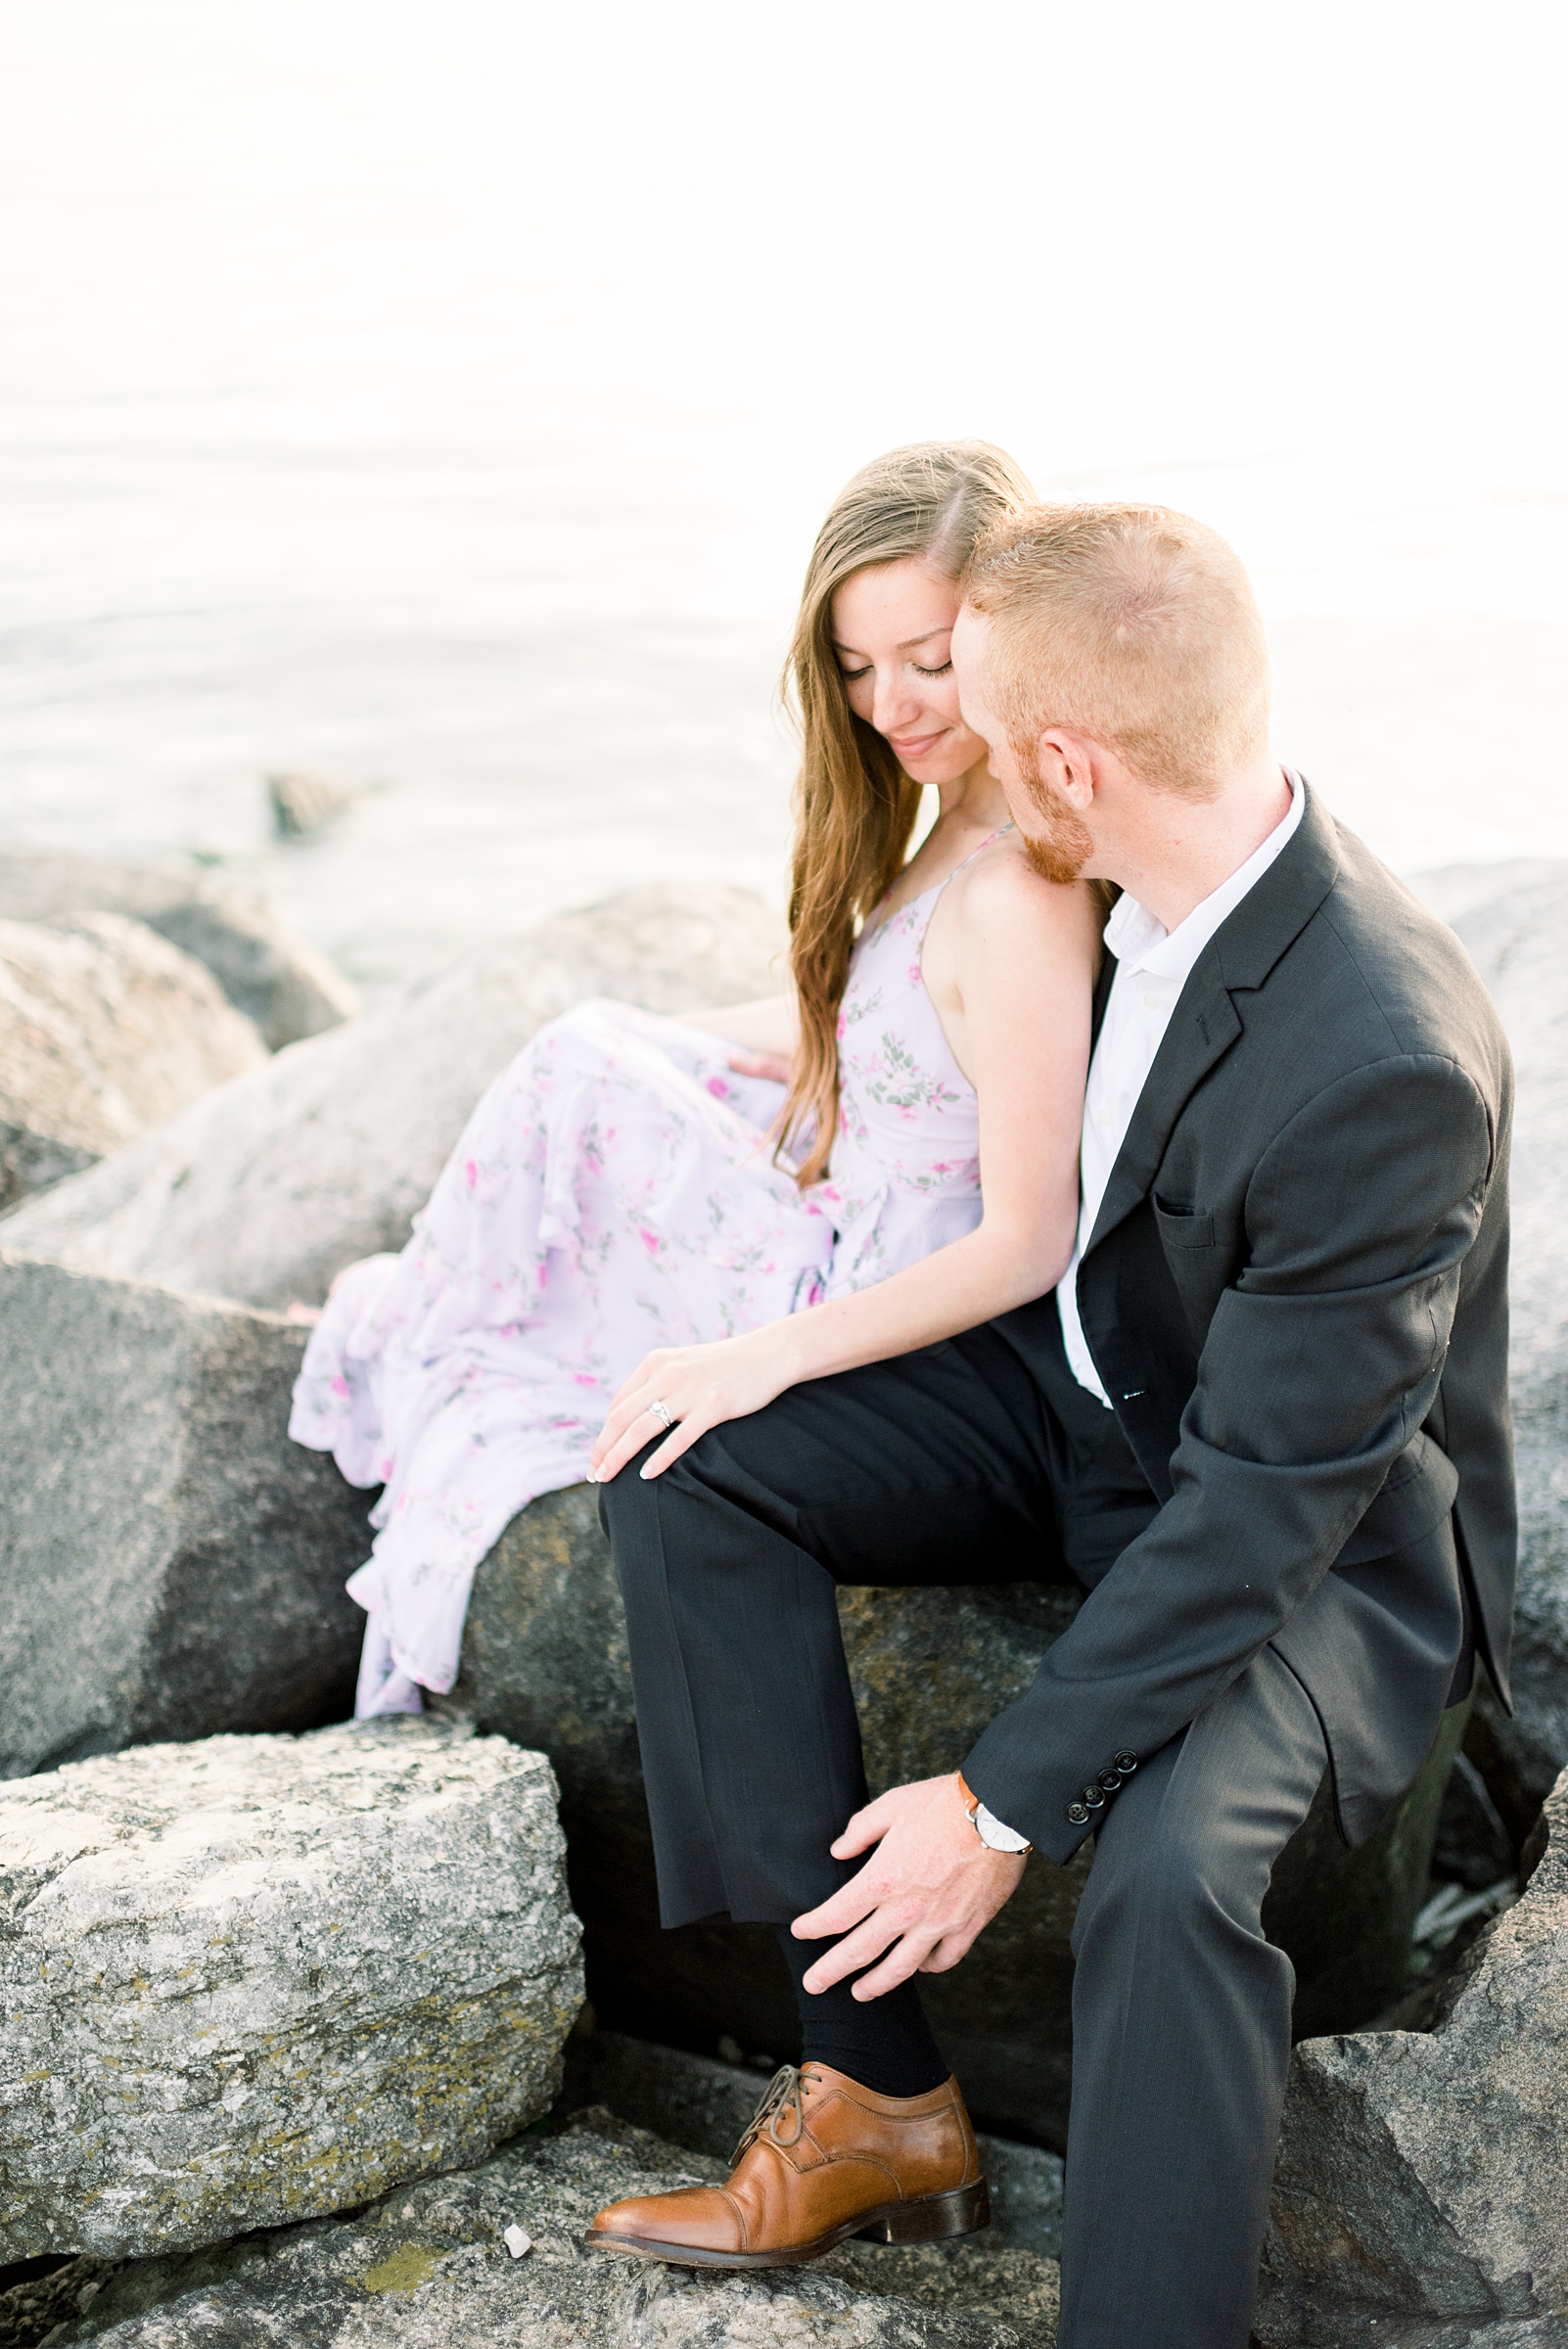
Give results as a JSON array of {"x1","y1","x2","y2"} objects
[{"x1": 965, "y1": 784, "x2": 1515, "y2": 1865}]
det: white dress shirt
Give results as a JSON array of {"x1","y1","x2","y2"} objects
[{"x1": 1058, "y1": 770, "x2": 1306, "y2": 1407}]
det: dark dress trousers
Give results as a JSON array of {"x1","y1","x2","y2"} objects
[{"x1": 599, "y1": 784, "x2": 1515, "y2": 2349}]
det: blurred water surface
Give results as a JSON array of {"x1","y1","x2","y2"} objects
[{"x1": 1, "y1": 0, "x2": 1563, "y2": 994}]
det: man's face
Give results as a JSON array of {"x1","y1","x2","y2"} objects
[{"x1": 951, "y1": 606, "x2": 1095, "y2": 885}]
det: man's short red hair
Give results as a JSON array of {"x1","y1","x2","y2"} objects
[{"x1": 960, "y1": 503, "x2": 1271, "y2": 796}]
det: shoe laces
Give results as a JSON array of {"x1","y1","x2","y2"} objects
[{"x1": 731, "y1": 2063, "x2": 809, "y2": 2165}]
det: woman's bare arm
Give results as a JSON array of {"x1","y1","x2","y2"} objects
[
  {"x1": 681, "y1": 990, "x2": 800, "y2": 1085},
  {"x1": 589, "y1": 860, "x2": 1098, "y2": 1483},
  {"x1": 680, "y1": 991, "x2": 798, "y2": 1051}
]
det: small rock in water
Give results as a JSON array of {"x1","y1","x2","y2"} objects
[
  {"x1": 267, "y1": 771, "x2": 361, "y2": 838},
  {"x1": 502, "y1": 2224, "x2": 532, "y2": 2259}
]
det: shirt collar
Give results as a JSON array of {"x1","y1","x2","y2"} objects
[{"x1": 1101, "y1": 769, "x2": 1306, "y2": 983}]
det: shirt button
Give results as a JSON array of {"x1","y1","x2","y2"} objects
[{"x1": 1142, "y1": 990, "x2": 1160, "y2": 1009}]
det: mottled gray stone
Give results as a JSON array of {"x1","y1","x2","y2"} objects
[
  {"x1": 1258, "y1": 1765, "x2": 1568, "y2": 2338},
  {"x1": 1439, "y1": 868, "x2": 1568, "y2": 1830},
  {"x1": 0, "y1": 1720, "x2": 582, "y2": 2262},
  {"x1": 455, "y1": 1487, "x2": 1463, "y2": 2145},
  {"x1": 0, "y1": 852, "x2": 360, "y2": 1052},
  {"x1": 0, "y1": 914, "x2": 265, "y2": 1210},
  {"x1": 32, "y1": 2112, "x2": 1057, "y2": 2346},
  {"x1": 559, "y1": 2032, "x2": 1066, "y2": 2259},
  {"x1": 0, "y1": 884, "x2": 785, "y2": 1313},
  {"x1": 0, "y1": 1255, "x2": 372, "y2": 1780}
]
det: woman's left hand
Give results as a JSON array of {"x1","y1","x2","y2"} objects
[{"x1": 588, "y1": 1329, "x2": 793, "y2": 1484}]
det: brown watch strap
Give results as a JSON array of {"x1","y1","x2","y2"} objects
[{"x1": 956, "y1": 1770, "x2": 1033, "y2": 1853}]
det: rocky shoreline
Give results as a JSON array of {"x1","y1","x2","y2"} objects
[{"x1": 2, "y1": 853, "x2": 1567, "y2": 2343}]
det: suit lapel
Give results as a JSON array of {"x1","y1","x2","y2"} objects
[
  {"x1": 1082, "y1": 783, "x2": 1343, "y2": 1258},
  {"x1": 1088, "y1": 942, "x2": 1118, "y2": 1053},
  {"x1": 1084, "y1": 972, "x2": 1241, "y2": 1253}
]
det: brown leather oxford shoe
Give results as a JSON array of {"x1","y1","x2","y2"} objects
[{"x1": 583, "y1": 2061, "x2": 989, "y2": 2270}]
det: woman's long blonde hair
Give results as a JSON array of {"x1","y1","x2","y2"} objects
[{"x1": 778, "y1": 439, "x2": 1036, "y2": 1186}]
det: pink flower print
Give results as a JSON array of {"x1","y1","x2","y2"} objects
[
  {"x1": 707, "y1": 1076, "x2": 731, "y2": 1099},
  {"x1": 640, "y1": 1227, "x2": 661, "y2": 1257},
  {"x1": 465, "y1": 1160, "x2": 478, "y2": 1188},
  {"x1": 330, "y1": 1375, "x2": 350, "y2": 1398}
]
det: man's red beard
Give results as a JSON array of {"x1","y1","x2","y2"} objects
[{"x1": 1011, "y1": 741, "x2": 1095, "y2": 885}]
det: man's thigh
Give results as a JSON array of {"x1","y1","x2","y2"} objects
[{"x1": 675, "y1": 1320, "x2": 1071, "y2": 1589}]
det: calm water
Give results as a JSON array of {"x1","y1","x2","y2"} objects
[{"x1": 2, "y1": 1, "x2": 1563, "y2": 996}]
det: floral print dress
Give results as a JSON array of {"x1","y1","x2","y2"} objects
[{"x1": 290, "y1": 833, "x2": 1003, "y2": 1715}]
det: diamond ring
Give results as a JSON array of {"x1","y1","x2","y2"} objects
[{"x1": 647, "y1": 1398, "x2": 677, "y2": 1431}]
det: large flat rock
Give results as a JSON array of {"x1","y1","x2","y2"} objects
[
  {"x1": 455, "y1": 1486, "x2": 1464, "y2": 2146},
  {"x1": 0, "y1": 1255, "x2": 372, "y2": 1780},
  {"x1": 0, "y1": 883, "x2": 786, "y2": 1313},
  {"x1": 0, "y1": 851, "x2": 360, "y2": 1051},
  {"x1": 0, "y1": 913, "x2": 265, "y2": 1211},
  {"x1": 0, "y1": 1719, "x2": 582, "y2": 2262},
  {"x1": 28, "y1": 2110, "x2": 1058, "y2": 2346},
  {"x1": 1258, "y1": 1761, "x2": 1568, "y2": 2342}
]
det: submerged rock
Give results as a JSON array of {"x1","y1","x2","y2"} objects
[
  {"x1": 0, "y1": 912, "x2": 265, "y2": 1211},
  {"x1": 455, "y1": 1486, "x2": 1464, "y2": 2146},
  {"x1": 33, "y1": 2110, "x2": 1057, "y2": 2346},
  {"x1": 266, "y1": 771, "x2": 360, "y2": 841},
  {"x1": 0, "y1": 1255, "x2": 371, "y2": 1781},
  {"x1": 0, "y1": 1719, "x2": 582, "y2": 2262},
  {"x1": 0, "y1": 884, "x2": 785, "y2": 1313},
  {"x1": 0, "y1": 851, "x2": 359, "y2": 1052},
  {"x1": 1257, "y1": 1761, "x2": 1568, "y2": 2343}
]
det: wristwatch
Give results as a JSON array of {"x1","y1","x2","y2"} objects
[{"x1": 956, "y1": 1770, "x2": 1033, "y2": 1855}]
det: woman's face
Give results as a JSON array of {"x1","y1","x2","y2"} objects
[{"x1": 831, "y1": 558, "x2": 991, "y2": 786}]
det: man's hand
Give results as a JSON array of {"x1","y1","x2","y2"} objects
[{"x1": 790, "y1": 1773, "x2": 1027, "y2": 2000}]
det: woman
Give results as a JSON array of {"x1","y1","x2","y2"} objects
[{"x1": 291, "y1": 439, "x2": 1102, "y2": 1715}]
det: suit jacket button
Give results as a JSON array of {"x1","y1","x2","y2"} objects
[
  {"x1": 1098, "y1": 1771, "x2": 1122, "y2": 1792},
  {"x1": 1082, "y1": 1784, "x2": 1105, "y2": 1810},
  {"x1": 1114, "y1": 1751, "x2": 1139, "y2": 1773},
  {"x1": 1067, "y1": 1802, "x2": 1090, "y2": 1824}
]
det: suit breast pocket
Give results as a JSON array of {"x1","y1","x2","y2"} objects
[{"x1": 1153, "y1": 1195, "x2": 1216, "y2": 1250}]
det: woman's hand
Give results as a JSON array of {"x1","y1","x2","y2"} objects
[
  {"x1": 726, "y1": 1046, "x2": 794, "y2": 1085},
  {"x1": 588, "y1": 1327, "x2": 794, "y2": 1484}
]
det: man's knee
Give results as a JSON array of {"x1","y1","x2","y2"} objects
[{"x1": 1074, "y1": 1786, "x2": 1262, "y2": 1960}]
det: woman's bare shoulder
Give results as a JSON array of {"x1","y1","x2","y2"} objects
[{"x1": 953, "y1": 832, "x2": 1103, "y2": 953}]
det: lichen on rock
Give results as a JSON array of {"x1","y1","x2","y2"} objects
[
  {"x1": 31, "y1": 2111, "x2": 1058, "y2": 2346},
  {"x1": 0, "y1": 1719, "x2": 583, "y2": 2262}
]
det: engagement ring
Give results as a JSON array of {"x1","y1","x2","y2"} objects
[{"x1": 647, "y1": 1398, "x2": 677, "y2": 1431}]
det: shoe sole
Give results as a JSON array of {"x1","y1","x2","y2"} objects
[{"x1": 582, "y1": 2177, "x2": 990, "y2": 2270}]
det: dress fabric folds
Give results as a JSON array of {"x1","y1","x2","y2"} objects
[{"x1": 291, "y1": 847, "x2": 996, "y2": 1715}]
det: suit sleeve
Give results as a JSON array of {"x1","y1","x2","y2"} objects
[{"x1": 961, "y1": 1051, "x2": 1497, "y2": 1860}]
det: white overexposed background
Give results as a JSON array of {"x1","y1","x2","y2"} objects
[{"x1": 1, "y1": 0, "x2": 1563, "y2": 991}]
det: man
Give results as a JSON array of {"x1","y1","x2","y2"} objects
[{"x1": 584, "y1": 504, "x2": 1514, "y2": 2348}]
